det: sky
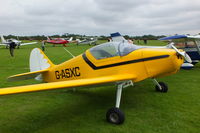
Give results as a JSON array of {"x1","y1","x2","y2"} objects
[{"x1": 0, "y1": 0, "x2": 199, "y2": 36}]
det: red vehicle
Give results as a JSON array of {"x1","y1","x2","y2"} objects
[{"x1": 45, "y1": 36, "x2": 73, "y2": 47}]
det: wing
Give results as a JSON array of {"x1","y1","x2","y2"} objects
[
  {"x1": 0, "y1": 74, "x2": 136, "y2": 95},
  {"x1": 159, "y1": 35, "x2": 187, "y2": 41},
  {"x1": 20, "y1": 42, "x2": 37, "y2": 46},
  {"x1": 187, "y1": 35, "x2": 200, "y2": 40},
  {"x1": 159, "y1": 35, "x2": 200, "y2": 42}
]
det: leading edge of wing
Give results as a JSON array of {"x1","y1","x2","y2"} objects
[
  {"x1": 20, "y1": 42, "x2": 37, "y2": 45},
  {"x1": 0, "y1": 74, "x2": 136, "y2": 95}
]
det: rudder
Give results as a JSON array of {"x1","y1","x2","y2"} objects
[
  {"x1": 30, "y1": 48, "x2": 54, "y2": 72},
  {"x1": 1, "y1": 35, "x2": 6, "y2": 43}
]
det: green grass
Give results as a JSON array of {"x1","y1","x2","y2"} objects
[
  {"x1": 134, "y1": 40, "x2": 168, "y2": 46},
  {"x1": 0, "y1": 41, "x2": 200, "y2": 133}
]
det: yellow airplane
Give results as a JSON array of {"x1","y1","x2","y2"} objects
[{"x1": 0, "y1": 41, "x2": 187, "y2": 124}]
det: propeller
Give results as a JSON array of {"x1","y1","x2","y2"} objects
[{"x1": 169, "y1": 42, "x2": 192, "y2": 63}]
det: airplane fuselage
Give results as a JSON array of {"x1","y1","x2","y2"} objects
[
  {"x1": 43, "y1": 48, "x2": 183, "y2": 83},
  {"x1": 46, "y1": 39, "x2": 68, "y2": 44}
]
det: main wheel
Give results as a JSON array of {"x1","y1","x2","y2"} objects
[
  {"x1": 155, "y1": 82, "x2": 168, "y2": 93},
  {"x1": 106, "y1": 107, "x2": 125, "y2": 124}
]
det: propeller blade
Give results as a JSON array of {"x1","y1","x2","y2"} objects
[
  {"x1": 184, "y1": 53, "x2": 192, "y2": 63},
  {"x1": 169, "y1": 43, "x2": 192, "y2": 63}
]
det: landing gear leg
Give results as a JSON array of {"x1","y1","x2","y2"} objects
[
  {"x1": 152, "y1": 78, "x2": 168, "y2": 93},
  {"x1": 106, "y1": 80, "x2": 133, "y2": 124}
]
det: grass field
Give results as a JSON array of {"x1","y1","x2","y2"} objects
[{"x1": 0, "y1": 40, "x2": 199, "y2": 133}]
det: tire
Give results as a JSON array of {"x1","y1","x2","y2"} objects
[
  {"x1": 155, "y1": 82, "x2": 168, "y2": 93},
  {"x1": 106, "y1": 107, "x2": 125, "y2": 124}
]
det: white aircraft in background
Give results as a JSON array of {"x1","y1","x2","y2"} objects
[
  {"x1": 76, "y1": 37, "x2": 98, "y2": 45},
  {"x1": 0, "y1": 35, "x2": 37, "y2": 48},
  {"x1": 159, "y1": 35, "x2": 200, "y2": 66}
]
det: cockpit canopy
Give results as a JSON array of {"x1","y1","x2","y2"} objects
[{"x1": 90, "y1": 42, "x2": 143, "y2": 60}]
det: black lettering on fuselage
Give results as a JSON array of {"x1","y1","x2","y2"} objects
[
  {"x1": 55, "y1": 71, "x2": 60, "y2": 79},
  {"x1": 69, "y1": 68, "x2": 76, "y2": 77},
  {"x1": 65, "y1": 69, "x2": 70, "y2": 78},
  {"x1": 61, "y1": 69, "x2": 65, "y2": 78},
  {"x1": 55, "y1": 67, "x2": 81, "y2": 79},
  {"x1": 75, "y1": 67, "x2": 81, "y2": 76}
]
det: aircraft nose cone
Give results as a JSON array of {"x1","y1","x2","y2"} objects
[{"x1": 172, "y1": 52, "x2": 184, "y2": 70}]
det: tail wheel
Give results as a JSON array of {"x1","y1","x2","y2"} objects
[
  {"x1": 106, "y1": 107, "x2": 125, "y2": 124},
  {"x1": 155, "y1": 82, "x2": 168, "y2": 93}
]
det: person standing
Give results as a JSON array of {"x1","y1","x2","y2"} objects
[
  {"x1": 143, "y1": 39, "x2": 147, "y2": 44},
  {"x1": 41, "y1": 40, "x2": 45, "y2": 51},
  {"x1": 8, "y1": 40, "x2": 16, "y2": 57}
]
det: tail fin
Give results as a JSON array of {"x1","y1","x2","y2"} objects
[
  {"x1": 110, "y1": 32, "x2": 126, "y2": 42},
  {"x1": 68, "y1": 37, "x2": 73, "y2": 42},
  {"x1": 8, "y1": 48, "x2": 54, "y2": 82},
  {"x1": 30, "y1": 48, "x2": 54, "y2": 72},
  {"x1": 47, "y1": 36, "x2": 51, "y2": 40},
  {"x1": 1, "y1": 35, "x2": 6, "y2": 43}
]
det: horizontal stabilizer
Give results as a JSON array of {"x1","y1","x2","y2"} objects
[
  {"x1": 0, "y1": 74, "x2": 135, "y2": 95},
  {"x1": 7, "y1": 69, "x2": 49, "y2": 82}
]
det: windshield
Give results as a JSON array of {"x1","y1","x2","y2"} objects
[{"x1": 90, "y1": 42, "x2": 142, "y2": 59}]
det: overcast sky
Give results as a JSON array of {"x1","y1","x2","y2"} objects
[{"x1": 0, "y1": 0, "x2": 199, "y2": 36}]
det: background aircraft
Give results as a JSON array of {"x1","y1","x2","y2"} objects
[
  {"x1": 0, "y1": 35, "x2": 37, "y2": 48},
  {"x1": 159, "y1": 35, "x2": 200, "y2": 65},
  {"x1": 0, "y1": 37, "x2": 188, "y2": 124},
  {"x1": 45, "y1": 36, "x2": 73, "y2": 47},
  {"x1": 76, "y1": 37, "x2": 97, "y2": 45}
]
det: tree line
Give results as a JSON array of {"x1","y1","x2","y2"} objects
[{"x1": 3, "y1": 34, "x2": 166, "y2": 40}]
